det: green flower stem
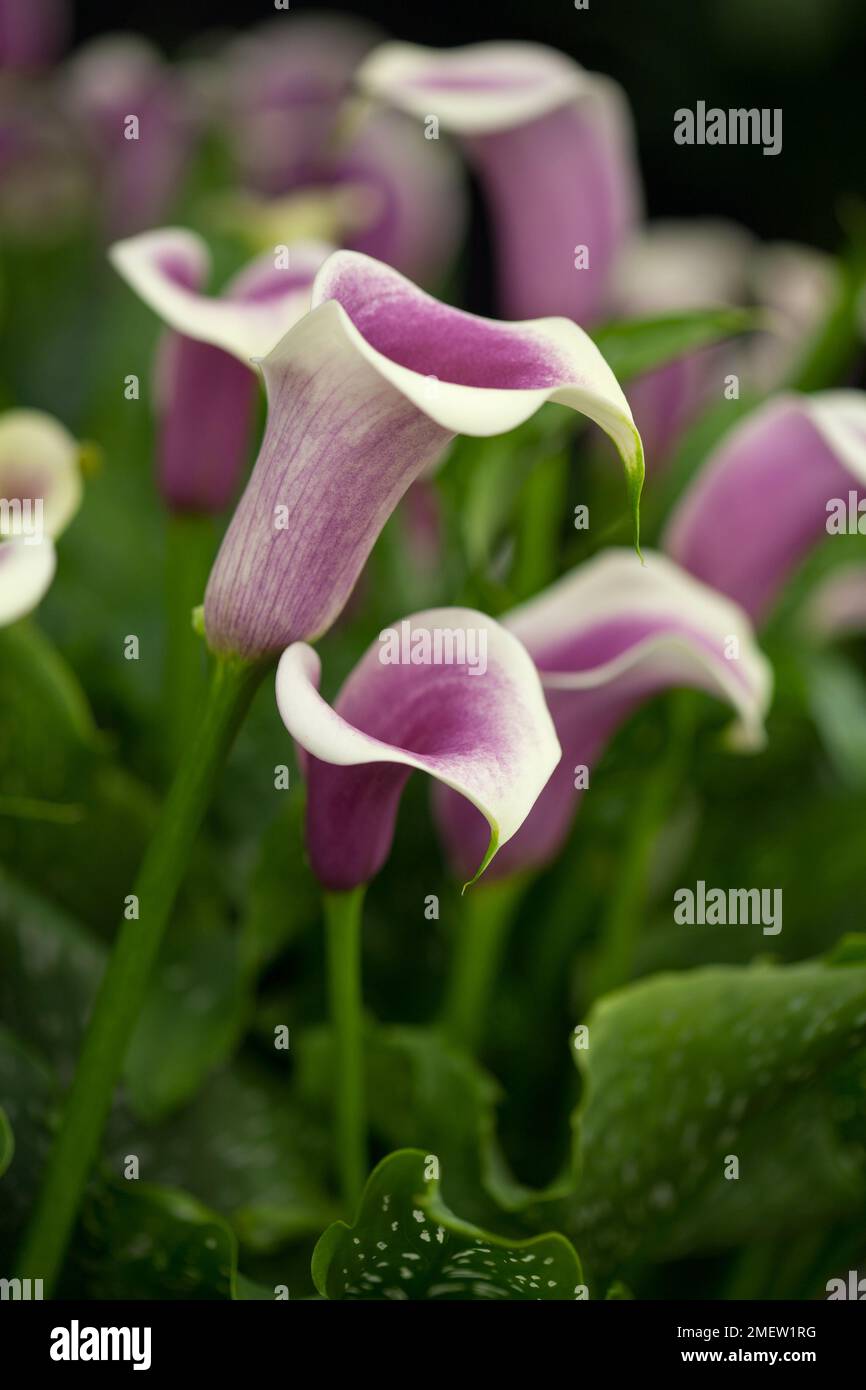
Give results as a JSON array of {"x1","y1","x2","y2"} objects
[
  {"x1": 590, "y1": 694, "x2": 697, "y2": 1000},
  {"x1": 323, "y1": 885, "x2": 367, "y2": 1213},
  {"x1": 441, "y1": 875, "x2": 527, "y2": 1052},
  {"x1": 165, "y1": 512, "x2": 217, "y2": 768},
  {"x1": 16, "y1": 652, "x2": 267, "y2": 1295}
]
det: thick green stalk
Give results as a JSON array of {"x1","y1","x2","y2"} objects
[
  {"x1": 441, "y1": 876, "x2": 527, "y2": 1052},
  {"x1": 16, "y1": 652, "x2": 267, "y2": 1294},
  {"x1": 323, "y1": 886, "x2": 367, "y2": 1212},
  {"x1": 165, "y1": 512, "x2": 217, "y2": 768}
]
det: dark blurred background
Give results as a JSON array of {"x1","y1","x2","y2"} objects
[{"x1": 72, "y1": 0, "x2": 866, "y2": 249}]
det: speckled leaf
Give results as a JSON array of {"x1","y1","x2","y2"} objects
[
  {"x1": 570, "y1": 949, "x2": 866, "y2": 1282},
  {"x1": 312, "y1": 1149, "x2": 583, "y2": 1300},
  {"x1": 296, "y1": 1023, "x2": 534, "y2": 1228}
]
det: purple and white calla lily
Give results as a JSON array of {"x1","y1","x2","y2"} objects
[
  {"x1": 0, "y1": 409, "x2": 82, "y2": 625},
  {"x1": 203, "y1": 248, "x2": 643, "y2": 660},
  {"x1": 358, "y1": 40, "x2": 639, "y2": 324},
  {"x1": 65, "y1": 35, "x2": 193, "y2": 238},
  {"x1": 664, "y1": 391, "x2": 866, "y2": 623},
  {"x1": 276, "y1": 605, "x2": 561, "y2": 1203},
  {"x1": 110, "y1": 228, "x2": 332, "y2": 513},
  {"x1": 433, "y1": 549, "x2": 772, "y2": 883},
  {"x1": 217, "y1": 18, "x2": 465, "y2": 288},
  {"x1": 276, "y1": 608, "x2": 561, "y2": 891},
  {"x1": 612, "y1": 223, "x2": 836, "y2": 466}
]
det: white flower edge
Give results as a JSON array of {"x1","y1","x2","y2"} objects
[
  {"x1": 108, "y1": 227, "x2": 334, "y2": 363},
  {"x1": 0, "y1": 409, "x2": 82, "y2": 540},
  {"x1": 506, "y1": 548, "x2": 774, "y2": 750},
  {"x1": 356, "y1": 40, "x2": 593, "y2": 135},
  {"x1": 275, "y1": 608, "x2": 561, "y2": 884},
  {"x1": 0, "y1": 539, "x2": 57, "y2": 627}
]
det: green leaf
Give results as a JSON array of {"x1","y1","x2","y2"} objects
[
  {"x1": 570, "y1": 951, "x2": 866, "y2": 1281},
  {"x1": 0, "y1": 624, "x2": 158, "y2": 930},
  {"x1": 786, "y1": 222, "x2": 866, "y2": 392},
  {"x1": 0, "y1": 870, "x2": 103, "y2": 1078},
  {"x1": 0, "y1": 1107, "x2": 13, "y2": 1178},
  {"x1": 312, "y1": 1150, "x2": 583, "y2": 1300},
  {"x1": 123, "y1": 925, "x2": 248, "y2": 1121},
  {"x1": 805, "y1": 651, "x2": 866, "y2": 791},
  {"x1": 592, "y1": 307, "x2": 756, "y2": 383},
  {"x1": 297, "y1": 1023, "x2": 535, "y2": 1228},
  {"x1": 64, "y1": 1181, "x2": 241, "y2": 1301},
  {"x1": 238, "y1": 792, "x2": 318, "y2": 979},
  {"x1": 0, "y1": 1027, "x2": 57, "y2": 1263},
  {"x1": 108, "y1": 1061, "x2": 337, "y2": 1253}
]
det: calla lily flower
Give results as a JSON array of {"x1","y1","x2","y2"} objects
[
  {"x1": 433, "y1": 550, "x2": 772, "y2": 882},
  {"x1": 218, "y1": 19, "x2": 464, "y2": 287},
  {"x1": 65, "y1": 35, "x2": 193, "y2": 237},
  {"x1": 664, "y1": 391, "x2": 866, "y2": 623},
  {"x1": 202, "y1": 248, "x2": 643, "y2": 660},
  {"x1": 802, "y1": 564, "x2": 866, "y2": 642},
  {"x1": 109, "y1": 228, "x2": 332, "y2": 513},
  {"x1": 0, "y1": 0, "x2": 67, "y2": 72},
  {"x1": 0, "y1": 409, "x2": 82, "y2": 625},
  {"x1": 275, "y1": 608, "x2": 561, "y2": 891},
  {"x1": 221, "y1": 15, "x2": 379, "y2": 196},
  {"x1": 612, "y1": 223, "x2": 836, "y2": 465},
  {"x1": 357, "y1": 40, "x2": 639, "y2": 324}
]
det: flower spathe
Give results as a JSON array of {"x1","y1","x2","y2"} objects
[
  {"x1": 203, "y1": 249, "x2": 643, "y2": 660},
  {"x1": 110, "y1": 229, "x2": 332, "y2": 513},
  {"x1": 358, "y1": 40, "x2": 639, "y2": 324},
  {"x1": 664, "y1": 391, "x2": 866, "y2": 623},
  {"x1": 65, "y1": 35, "x2": 192, "y2": 238},
  {"x1": 0, "y1": 409, "x2": 82, "y2": 625},
  {"x1": 433, "y1": 550, "x2": 772, "y2": 882},
  {"x1": 612, "y1": 223, "x2": 837, "y2": 466},
  {"x1": 218, "y1": 18, "x2": 466, "y2": 288},
  {"x1": 275, "y1": 608, "x2": 561, "y2": 891}
]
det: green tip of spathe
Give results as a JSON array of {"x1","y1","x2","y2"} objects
[
  {"x1": 77, "y1": 440, "x2": 103, "y2": 478},
  {"x1": 461, "y1": 822, "x2": 500, "y2": 894}
]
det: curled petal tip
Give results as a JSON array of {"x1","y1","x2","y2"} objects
[
  {"x1": 109, "y1": 226, "x2": 332, "y2": 362},
  {"x1": 275, "y1": 610, "x2": 560, "y2": 891}
]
